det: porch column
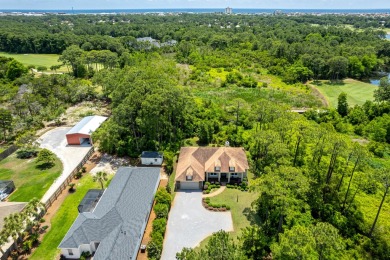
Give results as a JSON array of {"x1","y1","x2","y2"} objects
[
  {"x1": 228, "y1": 173, "x2": 231, "y2": 183},
  {"x1": 206, "y1": 172, "x2": 208, "y2": 182},
  {"x1": 218, "y1": 172, "x2": 221, "y2": 182},
  {"x1": 240, "y1": 172, "x2": 243, "y2": 181}
]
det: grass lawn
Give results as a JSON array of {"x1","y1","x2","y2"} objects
[
  {"x1": 312, "y1": 79, "x2": 378, "y2": 108},
  {"x1": 0, "y1": 52, "x2": 67, "y2": 72},
  {"x1": 0, "y1": 153, "x2": 62, "y2": 202},
  {"x1": 30, "y1": 174, "x2": 106, "y2": 260},
  {"x1": 196, "y1": 188, "x2": 260, "y2": 250}
]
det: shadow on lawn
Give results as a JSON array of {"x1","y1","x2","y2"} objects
[
  {"x1": 242, "y1": 207, "x2": 260, "y2": 225},
  {"x1": 36, "y1": 162, "x2": 54, "y2": 170}
]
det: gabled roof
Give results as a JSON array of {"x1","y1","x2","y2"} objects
[
  {"x1": 141, "y1": 151, "x2": 163, "y2": 158},
  {"x1": 66, "y1": 116, "x2": 108, "y2": 136},
  {"x1": 175, "y1": 147, "x2": 249, "y2": 182},
  {"x1": 58, "y1": 167, "x2": 160, "y2": 260},
  {"x1": 0, "y1": 202, "x2": 27, "y2": 230}
]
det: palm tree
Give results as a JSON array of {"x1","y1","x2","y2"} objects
[
  {"x1": 93, "y1": 171, "x2": 108, "y2": 190},
  {"x1": 3, "y1": 213, "x2": 23, "y2": 249},
  {"x1": 25, "y1": 198, "x2": 45, "y2": 219},
  {"x1": 0, "y1": 230, "x2": 9, "y2": 255}
]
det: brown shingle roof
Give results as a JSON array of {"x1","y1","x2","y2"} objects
[{"x1": 175, "y1": 147, "x2": 249, "y2": 182}]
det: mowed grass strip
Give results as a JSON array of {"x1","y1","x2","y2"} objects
[
  {"x1": 0, "y1": 153, "x2": 62, "y2": 202},
  {"x1": 313, "y1": 78, "x2": 378, "y2": 108},
  {"x1": 0, "y1": 52, "x2": 67, "y2": 72},
  {"x1": 30, "y1": 174, "x2": 105, "y2": 260}
]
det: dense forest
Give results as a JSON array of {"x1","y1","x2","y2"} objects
[{"x1": 0, "y1": 13, "x2": 390, "y2": 259}]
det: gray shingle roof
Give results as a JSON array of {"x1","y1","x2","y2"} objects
[
  {"x1": 58, "y1": 167, "x2": 160, "y2": 260},
  {"x1": 141, "y1": 151, "x2": 163, "y2": 158}
]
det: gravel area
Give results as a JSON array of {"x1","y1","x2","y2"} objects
[{"x1": 161, "y1": 191, "x2": 233, "y2": 260}]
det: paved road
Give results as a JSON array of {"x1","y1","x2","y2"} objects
[
  {"x1": 38, "y1": 127, "x2": 91, "y2": 204},
  {"x1": 161, "y1": 191, "x2": 233, "y2": 260}
]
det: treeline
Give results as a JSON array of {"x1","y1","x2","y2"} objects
[
  {"x1": 1, "y1": 14, "x2": 390, "y2": 83},
  {"x1": 0, "y1": 56, "x2": 98, "y2": 141}
]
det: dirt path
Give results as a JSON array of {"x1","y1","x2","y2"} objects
[{"x1": 307, "y1": 82, "x2": 329, "y2": 107}]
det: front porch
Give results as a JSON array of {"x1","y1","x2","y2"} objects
[{"x1": 205, "y1": 172, "x2": 245, "y2": 185}]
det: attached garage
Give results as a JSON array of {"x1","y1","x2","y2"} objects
[
  {"x1": 66, "y1": 116, "x2": 108, "y2": 145},
  {"x1": 178, "y1": 181, "x2": 201, "y2": 190}
]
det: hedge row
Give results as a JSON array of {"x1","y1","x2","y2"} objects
[
  {"x1": 202, "y1": 197, "x2": 231, "y2": 211},
  {"x1": 147, "y1": 188, "x2": 172, "y2": 260}
]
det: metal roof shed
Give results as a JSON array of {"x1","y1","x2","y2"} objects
[{"x1": 66, "y1": 116, "x2": 108, "y2": 145}]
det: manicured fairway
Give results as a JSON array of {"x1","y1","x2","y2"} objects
[
  {"x1": 0, "y1": 153, "x2": 62, "y2": 202},
  {"x1": 313, "y1": 79, "x2": 378, "y2": 108},
  {"x1": 0, "y1": 52, "x2": 66, "y2": 72}
]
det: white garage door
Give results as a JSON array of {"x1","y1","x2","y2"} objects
[{"x1": 180, "y1": 181, "x2": 200, "y2": 190}]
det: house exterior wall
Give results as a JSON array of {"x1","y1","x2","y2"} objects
[
  {"x1": 66, "y1": 133, "x2": 91, "y2": 145},
  {"x1": 141, "y1": 157, "x2": 163, "y2": 166}
]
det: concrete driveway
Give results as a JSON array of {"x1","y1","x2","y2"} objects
[
  {"x1": 161, "y1": 191, "x2": 233, "y2": 260},
  {"x1": 37, "y1": 127, "x2": 92, "y2": 203}
]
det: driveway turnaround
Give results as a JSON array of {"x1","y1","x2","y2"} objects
[
  {"x1": 161, "y1": 191, "x2": 233, "y2": 260},
  {"x1": 38, "y1": 127, "x2": 92, "y2": 204}
]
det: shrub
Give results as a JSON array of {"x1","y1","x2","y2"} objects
[
  {"x1": 74, "y1": 171, "x2": 82, "y2": 179},
  {"x1": 147, "y1": 239, "x2": 163, "y2": 260},
  {"x1": 155, "y1": 188, "x2": 172, "y2": 207},
  {"x1": 151, "y1": 231, "x2": 164, "y2": 243},
  {"x1": 152, "y1": 218, "x2": 167, "y2": 235},
  {"x1": 80, "y1": 251, "x2": 92, "y2": 260},
  {"x1": 16, "y1": 148, "x2": 38, "y2": 159},
  {"x1": 203, "y1": 190, "x2": 210, "y2": 194},
  {"x1": 82, "y1": 166, "x2": 87, "y2": 173},
  {"x1": 226, "y1": 206, "x2": 231, "y2": 210},
  {"x1": 39, "y1": 218, "x2": 45, "y2": 223},
  {"x1": 205, "y1": 182, "x2": 210, "y2": 186},
  {"x1": 154, "y1": 203, "x2": 169, "y2": 219},
  {"x1": 41, "y1": 225, "x2": 49, "y2": 231}
]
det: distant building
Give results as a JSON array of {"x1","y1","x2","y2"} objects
[{"x1": 225, "y1": 7, "x2": 233, "y2": 15}]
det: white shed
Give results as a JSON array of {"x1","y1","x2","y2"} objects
[{"x1": 141, "y1": 152, "x2": 163, "y2": 166}]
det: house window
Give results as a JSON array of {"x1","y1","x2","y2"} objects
[
  {"x1": 215, "y1": 166, "x2": 221, "y2": 171},
  {"x1": 229, "y1": 167, "x2": 235, "y2": 172},
  {"x1": 231, "y1": 173, "x2": 238, "y2": 177},
  {"x1": 68, "y1": 249, "x2": 74, "y2": 256},
  {"x1": 209, "y1": 173, "x2": 218, "y2": 177},
  {"x1": 186, "y1": 175, "x2": 193, "y2": 181}
]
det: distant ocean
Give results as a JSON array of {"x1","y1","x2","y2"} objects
[{"x1": 1, "y1": 8, "x2": 390, "y2": 14}]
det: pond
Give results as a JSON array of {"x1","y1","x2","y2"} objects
[{"x1": 369, "y1": 73, "x2": 390, "y2": 86}]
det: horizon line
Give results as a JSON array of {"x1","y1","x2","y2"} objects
[{"x1": 1, "y1": 8, "x2": 390, "y2": 11}]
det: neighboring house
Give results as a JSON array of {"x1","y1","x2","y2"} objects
[
  {"x1": 58, "y1": 167, "x2": 160, "y2": 259},
  {"x1": 136, "y1": 37, "x2": 161, "y2": 48},
  {"x1": 175, "y1": 147, "x2": 249, "y2": 190},
  {"x1": 0, "y1": 180, "x2": 15, "y2": 201},
  {"x1": 141, "y1": 151, "x2": 163, "y2": 166},
  {"x1": 0, "y1": 202, "x2": 27, "y2": 230},
  {"x1": 66, "y1": 116, "x2": 108, "y2": 145}
]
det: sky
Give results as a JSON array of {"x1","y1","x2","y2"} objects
[{"x1": 0, "y1": 0, "x2": 390, "y2": 10}]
